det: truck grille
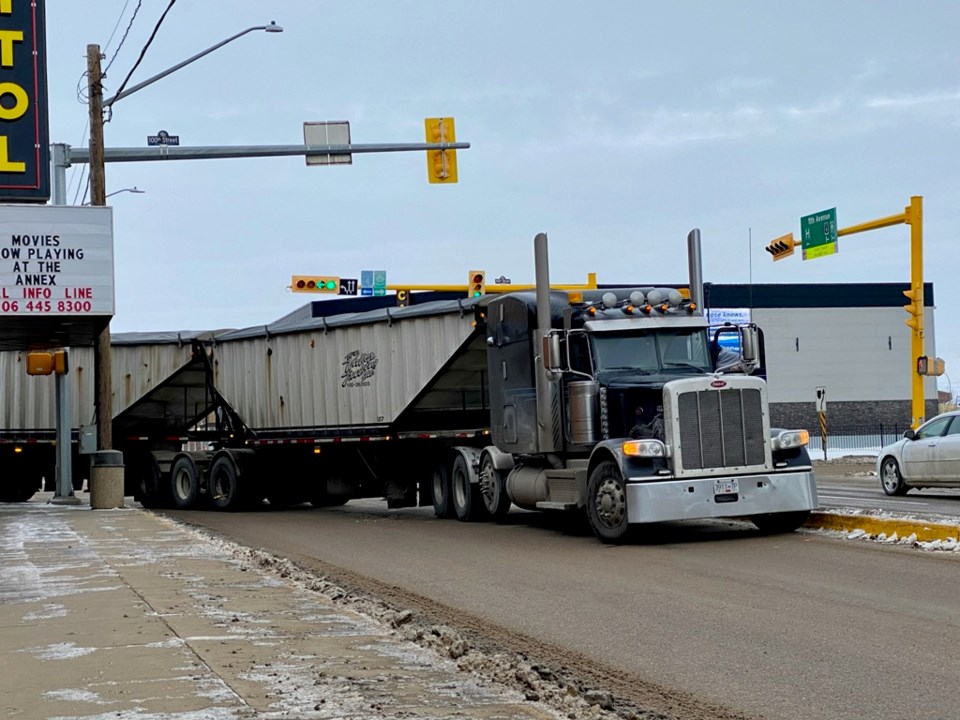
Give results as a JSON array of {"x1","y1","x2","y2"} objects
[{"x1": 677, "y1": 387, "x2": 765, "y2": 470}]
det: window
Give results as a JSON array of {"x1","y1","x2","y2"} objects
[{"x1": 916, "y1": 416, "x2": 951, "y2": 439}]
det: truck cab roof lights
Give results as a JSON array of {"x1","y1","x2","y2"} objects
[
  {"x1": 640, "y1": 304, "x2": 653, "y2": 314},
  {"x1": 686, "y1": 302, "x2": 698, "y2": 313},
  {"x1": 602, "y1": 292, "x2": 619, "y2": 309},
  {"x1": 656, "y1": 303, "x2": 670, "y2": 314},
  {"x1": 586, "y1": 306, "x2": 598, "y2": 316},
  {"x1": 622, "y1": 305, "x2": 635, "y2": 315}
]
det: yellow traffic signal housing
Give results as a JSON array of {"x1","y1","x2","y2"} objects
[
  {"x1": 425, "y1": 117, "x2": 458, "y2": 184},
  {"x1": 291, "y1": 275, "x2": 340, "y2": 294},
  {"x1": 903, "y1": 287, "x2": 923, "y2": 331},
  {"x1": 917, "y1": 356, "x2": 945, "y2": 376},
  {"x1": 467, "y1": 270, "x2": 485, "y2": 298},
  {"x1": 765, "y1": 233, "x2": 796, "y2": 261},
  {"x1": 26, "y1": 350, "x2": 66, "y2": 376},
  {"x1": 396, "y1": 289, "x2": 410, "y2": 307},
  {"x1": 27, "y1": 352, "x2": 53, "y2": 375}
]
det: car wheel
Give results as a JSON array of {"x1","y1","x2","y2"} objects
[{"x1": 880, "y1": 457, "x2": 909, "y2": 496}]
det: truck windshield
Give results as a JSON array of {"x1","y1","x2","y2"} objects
[{"x1": 591, "y1": 329, "x2": 711, "y2": 373}]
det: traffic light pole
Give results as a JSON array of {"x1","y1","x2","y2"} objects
[{"x1": 832, "y1": 196, "x2": 925, "y2": 428}]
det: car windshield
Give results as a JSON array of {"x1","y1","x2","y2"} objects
[{"x1": 590, "y1": 329, "x2": 711, "y2": 373}]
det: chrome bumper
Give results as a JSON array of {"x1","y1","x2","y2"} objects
[{"x1": 625, "y1": 470, "x2": 818, "y2": 524}]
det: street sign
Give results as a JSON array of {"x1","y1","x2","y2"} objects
[
  {"x1": 304, "y1": 121, "x2": 351, "y2": 166},
  {"x1": 360, "y1": 270, "x2": 374, "y2": 289},
  {"x1": 373, "y1": 270, "x2": 386, "y2": 289},
  {"x1": 339, "y1": 278, "x2": 358, "y2": 295},
  {"x1": 373, "y1": 288, "x2": 386, "y2": 296},
  {"x1": 801, "y1": 208, "x2": 837, "y2": 260},
  {"x1": 147, "y1": 130, "x2": 179, "y2": 146},
  {"x1": 816, "y1": 386, "x2": 827, "y2": 413},
  {"x1": 360, "y1": 287, "x2": 373, "y2": 297}
]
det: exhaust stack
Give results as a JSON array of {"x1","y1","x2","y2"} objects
[
  {"x1": 687, "y1": 228, "x2": 704, "y2": 310},
  {"x1": 533, "y1": 232, "x2": 561, "y2": 453}
]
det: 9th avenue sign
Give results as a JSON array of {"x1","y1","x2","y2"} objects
[{"x1": 801, "y1": 207, "x2": 838, "y2": 260}]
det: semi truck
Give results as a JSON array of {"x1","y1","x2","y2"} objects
[{"x1": 0, "y1": 230, "x2": 817, "y2": 542}]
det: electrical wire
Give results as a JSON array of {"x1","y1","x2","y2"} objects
[
  {"x1": 106, "y1": 0, "x2": 177, "y2": 110},
  {"x1": 103, "y1": 0, "x2": 140, "y2": 69}
]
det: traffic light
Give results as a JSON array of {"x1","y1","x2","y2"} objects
[
  {"x1": 764, "y1": 233, "x2": 796, "y2": 261},
  {"x1": 903, "y1": 287, "x2": 923, "y2": 331},
  {"x1": 467, "y1": 270, "x2": 485, "y2": 298},
  {"x1": 917, "y1": 356, "x2": 945, "y2": 376},
  {"x1": 396, "y1": 289, "x2": 410, "y2": 307},
  {"x1": 291, "y1": 275, "x2": 340, "y2": 294},
  {"x1": 425, "y1": 117, "x2": 458, "y2": 184}
]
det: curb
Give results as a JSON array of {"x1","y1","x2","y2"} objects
[{"x1": 806, "y1": 511, "x2": 960, "y2": 542}]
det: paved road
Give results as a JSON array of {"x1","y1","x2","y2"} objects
[
  {"x1": 814, "y1": 460, "x2": 960, "y2": 519},
  {"x1": 165, "y1": 501, "x2": 960, "y2": 720}
]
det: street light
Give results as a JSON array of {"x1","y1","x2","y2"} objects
[
  {"x1": 85, "y1": 23, "x2": 282, "y2": 451},
  {"x1": 103, "y1": 22, "x2": 284, "y2": 107},
  {"x1": 83, "y1": 187, "x2": 145, "y2": 205}
]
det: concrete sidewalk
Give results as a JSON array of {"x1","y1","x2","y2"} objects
[{"x1": 0, "y1": 498, "x2": 573, "y2": 720}]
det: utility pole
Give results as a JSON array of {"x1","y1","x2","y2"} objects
[{"x1": 87, "y1": 44, "x2": 111, "y2": 450}]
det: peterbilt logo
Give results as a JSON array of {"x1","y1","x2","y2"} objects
[{"x1": 710, "y1": 380, "x2": 728, "y2": 388}]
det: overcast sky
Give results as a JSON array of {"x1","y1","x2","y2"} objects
[{"x1": 45, "y1": 1, "x2": 959, "y2": 388}]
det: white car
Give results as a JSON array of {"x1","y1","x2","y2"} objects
[{"x1": 877, "y1": 410, "x2": 960, "y2": 495}]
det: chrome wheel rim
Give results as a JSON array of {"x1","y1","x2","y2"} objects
[
  {"x1": 174, "y1": 468, "x2": 191, "y2": 500},
  {"x1": 881, "y1": 461, "x2": 900, "y2": 493},
  {"x1": 594, "y1": 476, "x2": 626, "y2": 529},
  {"x1": 479, "y1": 461, "x2": 497, "y2": 510},
  {"x1": 453, "y1": 466, "x2": 468, "y2": 510}
]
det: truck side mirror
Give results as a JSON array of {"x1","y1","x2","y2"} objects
[
  {"x1": 542, "y1": 333, "x2": 562, "y2": 374},
  {"x1": 739, "y1": 325, "x2": 760, "y2": 374}
]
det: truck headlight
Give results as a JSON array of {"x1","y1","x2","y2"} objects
[
  {"x1": 772, "y1": 429, "x2": 809, "y2": 451},
  {"x1": 622, "y1": 439, "x2": 668, "y2": 458}
]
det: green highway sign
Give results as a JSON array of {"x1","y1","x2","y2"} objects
[{"x1": 801, "y1": 207, "x2": 838, "y2": 260}]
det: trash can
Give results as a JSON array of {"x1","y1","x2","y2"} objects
[{"x1": 89, "y1": 450, "x2": 125, "y2": 509}]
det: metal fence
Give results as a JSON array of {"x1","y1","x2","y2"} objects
[{"x1": 804, "y1": 423, "x2": 910, "y2": 456}]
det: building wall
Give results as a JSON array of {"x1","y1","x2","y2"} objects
[{"x1": 703, "y1": 283, "x2": 939, "y2": 429}]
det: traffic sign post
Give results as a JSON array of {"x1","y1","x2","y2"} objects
[
  {"x1": 801, "y1": 208, "x2": 838, "y2": 260},
  {"x1": 816, "y1": 386, "x2": 827, "y2": 462}
]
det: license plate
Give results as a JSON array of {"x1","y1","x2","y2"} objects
[{"x1": 714, "y1": 479, "x2": 739, "y2": 496}]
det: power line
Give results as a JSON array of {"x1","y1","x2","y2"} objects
[
  {"x1": 103, "y1": 0, "x2": 143, "y2": 75},
  {"x1": 106, "y1": 0, "x2": 178, "y2": 110}
]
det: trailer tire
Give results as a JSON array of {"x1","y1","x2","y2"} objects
[
  {"x1": 431, "y1": 460, "x2": 455, "y2": 518},
  {"x1": 209, "y1": 451, "x2": 258, "y2": 511},
  {"x1": 750, "y1": 510, "x2": 810, "y2": 534},
  {"x1": 451, "y1": 454, "x2": 488, "y2": 522},
  {"x1": 479, "y1": 452, "x2": 511, "y2": 519},
  {"x1": 586, "y1": 461, "x2": 631, "y2": 543},
  {"x1": 170, "y1": 455, "x2": 200, "y2": 509},
  {"x1": 138, "y1": 457, "x2": 172, "y2": 509}
]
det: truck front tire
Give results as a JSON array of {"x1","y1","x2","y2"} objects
[
  {"x1": 586, "y1": 461, "x2": 631, "y2": 543},
  {"x1": 750, "y1": 510, "x2": 810, "y2": 534}
]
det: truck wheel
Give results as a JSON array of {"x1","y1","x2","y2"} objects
[
  {"x1": 138, "y1": 458, "x2": 172, "y2": 509},
  {"x1": 431, "y1": 460, "x2": 455, "y2": 518},
  {"x1": 479, "y1": 452, "x2": 511, "y2": 518},
  {"x1": 209, "y1": 453, "x2": 243, "y2": 511},
  {"x1": 751, "y1": 510, "x2": 811, "y2": 534},
  {"x1": 170, "y1": 455, "x2": 200, "y2": 509},
  {"x1": 451, "y1": 454, "x2": 488, "y2": 522},
  {"x1": 880, "y1": 457, "x2": 909, "y2": 496},
  {"x1": 586, "y1": 461, "x2": 631, "y2": 543}
]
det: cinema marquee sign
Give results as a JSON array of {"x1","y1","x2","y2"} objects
[{"x1": 0, "y1": 0, "x2": 49, "y2": 203}]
